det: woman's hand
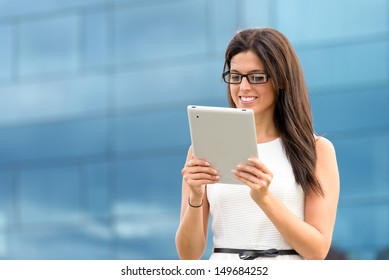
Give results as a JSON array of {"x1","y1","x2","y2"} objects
[
  {"x1": 232, "y1": 158, "x2": 273, "y2": 200},
  {"x1": 181, "y1": 157, "x2": 220, "y2": 197}
]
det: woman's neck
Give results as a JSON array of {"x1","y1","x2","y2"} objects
[{"x1": 255, "y1": 114, "x2": 279, "y2": 143}]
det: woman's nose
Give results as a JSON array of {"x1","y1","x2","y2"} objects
[{"x1": 239, "y1": 76, "x2": 251, "y2": 91}]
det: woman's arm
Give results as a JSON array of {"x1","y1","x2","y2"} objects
[
  {"x1": 175, "y1": 146, "x2": 219, "y2": 259},
  {"x1": 233, "y1": 137, "x2": 340, "y2": 259}
]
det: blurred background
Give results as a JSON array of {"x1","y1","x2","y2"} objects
[{"x1": 0, "y1": 0, "x2": 388, "y2": 260}]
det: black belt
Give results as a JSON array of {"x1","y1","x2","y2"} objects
[{"x1": 214, "y1": 248, "x2": 299, "y2": 260}]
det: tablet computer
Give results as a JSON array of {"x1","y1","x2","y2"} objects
[{"x1": 187, "y1": 105, "x2": 258, "y2": 185}]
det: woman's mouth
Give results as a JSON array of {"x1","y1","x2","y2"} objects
[{"x1": 240, "y1": 96, "x2": 258, "y2": 104}]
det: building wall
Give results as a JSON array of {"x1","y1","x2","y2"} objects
[{"x1": 0, "y1": 0, "x2": 388, "y2": 259}]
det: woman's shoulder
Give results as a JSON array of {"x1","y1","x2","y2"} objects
[
  {"x1": 314, "y1": 135, "x2": 335, "y2": 151},
  {"x1": 314, "y1": 135, "x2": 337, "y2": 162}
]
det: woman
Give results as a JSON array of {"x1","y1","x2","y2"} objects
[{"x1": 176, "y1": 27, "x2": 340, "y2": 260}]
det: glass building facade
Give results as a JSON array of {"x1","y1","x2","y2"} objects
[{"x1": 0, "y1": 0, "x2": 388, "y2": 260}]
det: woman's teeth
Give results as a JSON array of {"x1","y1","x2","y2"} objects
[{"x1": 240, "y1": 96, "x2": 256, "y2": 102}]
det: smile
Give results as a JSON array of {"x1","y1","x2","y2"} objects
[{"x1": 240, "y1": 96, "x2": 258, "y2": 103}]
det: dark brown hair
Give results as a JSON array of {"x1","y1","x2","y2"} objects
[{"x1": 223, "y1": 27, "x2": 323, "y2": 196}]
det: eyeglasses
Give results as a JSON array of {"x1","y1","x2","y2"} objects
[{"x1": 222, "y1": 71, "x2": 269, "y2": 84}]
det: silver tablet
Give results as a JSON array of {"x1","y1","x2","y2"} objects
[{"x1": 187, "y1": 105, "x2": 258, "y2": 185}]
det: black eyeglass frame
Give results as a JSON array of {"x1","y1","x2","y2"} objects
[{"x1": 222, "y1": 71, "x2": 270, "y2": 84}]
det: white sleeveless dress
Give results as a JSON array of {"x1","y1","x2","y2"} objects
[{"x1": 207, "y1": 138, "x2": 305, "y2": 260}]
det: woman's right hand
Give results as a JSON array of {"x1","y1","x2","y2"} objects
[{"x1": 181, "y1": 156, "x2": 220, "y2": 196}]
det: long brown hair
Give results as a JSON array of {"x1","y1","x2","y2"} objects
[{"x1": 223, "y1": 27, "x2": 323, "y2": 196}]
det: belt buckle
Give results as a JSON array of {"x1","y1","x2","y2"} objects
[
  {"x1": 239, "y1": 248, "x2": 280, "y2": 259},
  {"x1": 263, "y1": 248, "x2": 279, "y2": 257},
  {"x1": 239, "y1": 251, "x2": 257, "y2": 260}
]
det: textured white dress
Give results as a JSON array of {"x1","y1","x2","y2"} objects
[{"x1": 207, "y1": 138, "x2": 305, "y2": 260}]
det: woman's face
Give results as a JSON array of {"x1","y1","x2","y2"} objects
[{"x1": 229, "y1": 51, "x2": 277, "y2": 118}]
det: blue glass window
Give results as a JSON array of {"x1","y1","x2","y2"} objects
[
  {"x1": 333, "y1": 136, "x2": 386, "y2": 196},
  {"x1": 115, "y1": 217, "x2": 179, "y2": 260},
  {"x1": 19, "y1": 165, "x2": 81, "y2": 223},
  {"x1": 0, "y1": 74, "x2": 108, "y2": 125},
  {"x1": 0, "y1": 0, "x2": 106, "y2": 17},
  {"x1": 276, "y1": 0, "x2": 388, "y2": 44},
  {"x1": 210, "y1": 0, "x2": 239, "y2": 53},
  {"x1": 0, "y1": 24, "x2": 13, "y2": 81},
  {"x1": 8, "y1": 225, "x2": 113, "y2": 259},
  {"x1": 311, "y1": 88, "x2": 389, "y2": 133},
  {"x1": 0, "y1": 119, "x2": 108, "y2": 163},
  {"x1": 84, "y1": 162, "x2": 111, "y2": 219},
  {"x1": 114, "y1": 154, "x2": 185, "y2": 215},
  {"x1": 114, "y1": 62, "x2": 225, "y2": 109},
  {"x1": 0, "y1": 171, "x2": 14, "y2": 229},
  {"x1": 115, "y1": 110, "x2": 190, "y2": 153},
  {"x1": 334, "y1": 203, "x2": 389, "y2": 259},
  {"x1": 241, "y1": 0, "x2": 272, "y2": 29},
  {"x1": 299, "y1": 41, "x2": 389, "y2": 89},
  {"x1": 84, "y1": 10, "x2": 109, "y2": 69},
  {"x1": 113, "y1": 0, "x2": 208, "y2": 63},
  {"x1": 19, "y1": 14, "x2": 79, "y2": 77}
]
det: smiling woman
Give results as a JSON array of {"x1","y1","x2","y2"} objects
[
  {"x1": 227, "y1": 51, "x2": 277, "y2": 123},
  {"x1": 176, "y1": 27, "x2": 340, "y2": 260}
]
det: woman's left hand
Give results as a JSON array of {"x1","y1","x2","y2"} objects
[{"x1": 232, "y1": 158, "x2": 273, "y2": 200}]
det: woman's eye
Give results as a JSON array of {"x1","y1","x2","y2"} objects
[
  {"x1": 230, "y1": 74, "x2": 240, "y2": 81},
  {"x1": 251, "y1": 74, "x2": 265, "y2": 83}
]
